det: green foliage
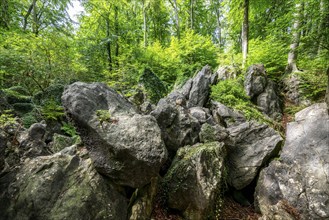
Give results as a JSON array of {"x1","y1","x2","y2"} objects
[
  {"x1": 40, "y1": 100, "x2": 65, "y2": 121},
  {"x1": 21, "y1": 112, "x2": 38, "y2": 128},
  {"x1": 295, "y1": 70, "x2": 328, "y2": 101},
  {"x1": 0, "y1": 110, "x2": 17, "y2": 127},
  {"x1": 210, "y1": 79, "x2": 270, "y2": 123},
  {"x1": 96, "y1": 110, "x2": 111, "y2": 123},
  {"x1": 248, "y1": 36, "x2": 288, "y2": 81},
  {"x1": 139, "y1": 68, "x2": 167, "y2": 103},
  {"x1": 61, "y1": 122, "x2": 78, "y2": 138}
]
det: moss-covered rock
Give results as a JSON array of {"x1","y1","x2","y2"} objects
[
  {"x1": 49, "y1": 133, "x2": 75, "y2": 153},
  {"x1": 128, "y1": 177, "x2": 159, "y2": 220},
  {"x1": 12, "y1": 103, "x2": 34, "y2": 116},
  {"x1": 0, "y1": 151, "x2": 127, "y2": 220},
  {"x1": 199, "y1": 123, "x2": 228, "y2": 143},
  {"x1": 162, "y1": 142, "x2": 227, "y2": 219}
]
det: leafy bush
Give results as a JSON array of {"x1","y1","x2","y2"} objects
[
  {"x1": 40, "y1": 100, "x2": 65, "y2": 121},
  {"x1": 295, "y1": 70, "x2": 327, "y2": 101},
  {"x1": 247, "y1": 36, "x2": 288, "y2": 82},
  {"x1": 210, "y1": 79, "x2": 270, "y2": 123},
  {"x1": 0, "y1": 110, "x2": 17, "y2": 128},
  {"x1": 139, "y1": 68, "x2": 167, "y2": 103}
]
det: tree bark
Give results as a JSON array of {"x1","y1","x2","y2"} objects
[
  {"x1": 105, "y1": 17, "x2": 112, "y2": 71},
  {"x1": 241, "y1": 0, "x2": 249, "y2": 68},
  {"x1": 114, "y1": 6, "x2": 119, "y2": 65},
  {"x1": 325, "y1": 66, "x2": 329, "y2": 115},
  {"x1": 142, "y1": 0, "x2": 148, "y2": 47},
  {"x1": 169, "y1": 0, "x2": 180, "y2": 39},
  {"x1": 32, "y1": 0, "x2": 39, "y2": 36},
  {"x1": 190, "y1": 0, "x2": 194, "y2": 30},
  {"x1": 286, "y1": 1, "x2": 303, "y2": 73}
]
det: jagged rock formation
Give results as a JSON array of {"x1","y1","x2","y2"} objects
[
  {"x1": 2, "y1": 64, "x2": 327, "y2": 219},
  {"x1": 244, "y1": 64, "x2": 282, "y2": 120},
  {"x1": 255, "y1": 103, "x2": 329, "y2": 219},
  {"x1": 163, "y1": 142, "x2": 227, "y2": 219},
  {"x1": 283, "y1": 73, "x2": 311, "y2": 106},
  {"x1": 61, "y1": 82, "x2": 167, "y2": 188},
  {"x1": 151, "y1": 65, "x2": 214, "y2": 151},
  {"x1": 0, "y1": 147, "x2": 127, "y2": 220}
]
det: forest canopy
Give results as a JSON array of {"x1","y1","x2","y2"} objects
[{"x1": 0, "y1": 0, "x2": 328, "y2": 101}]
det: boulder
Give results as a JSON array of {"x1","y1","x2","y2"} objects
[
  {"x1": 256, "y1": 80, "x2": 283, "y2": 120},
  {"x1": 0, "y1": 149, "x2": 127, "y2": 220},
  {"x1": 49, "y1": 133, "x2": 75, "y2": 153},
  {"x1": 244, "y1": 64, "x2": 283, "y2": 120},
  {"x1": 244, "y1": 64, "x2": 267, "y2": 99},
  {"x1": 199, "y1": 123, "x2": 228, "y2": 143},
  {"x1": 283, "y1": 74, "x2": 311, "y2": 106},
  {"x1": 210, "y1": 101, "x2": 246, "y2": 127},
  {"x1": 151, "y1": 66, "x2": 215, "y2": 151},
  {"x1": 255, "y1": 103, "x2": 329, "y2": 219},
  {"x1": 215, "y1": 65, "x2": 240, "y2": 81},
  {"x1": 187, "y1": 65, "x2": 212, "y2": 108},
  {"x1": 128, "y1": 177, "x2": 159, "y2": 220},
  {"x1": 62, "y1": 82, "x2": 167, "y2": 188},
  {"x1": 163, "y1": 142, "x2": 226, "y2": 219},
  {"x1": 226, "y1": 121, "x2": 282, "y2": 190},
  {"x1": 151, "y1": 101, "x2": 200, "y2": 151},
  {"x1": 18, "y1": 122, "x2": 50, "y2": 158}
]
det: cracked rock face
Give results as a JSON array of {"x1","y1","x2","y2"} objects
[
  {"x1": 255, "y1": 103, "x2": 329, "y2": 219},
  {"x1": 225, "y1": 121, "x2": 283, "y2": 190},
  {"x1": 62, "y1": 82, "x2": 167, "y2": 188},
  {"x1": 0, "y1": 150, "x2": 127, "y2": 220}
]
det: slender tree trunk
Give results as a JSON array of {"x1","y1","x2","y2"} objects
[
  {"x1": 317, "y1": 0, "x2": 326, "y2": 55},
  {"x1": 190, "y1": 0, "x2": 194, "y2": 30},
  {"x1": 142, "y1": 0, "x2": 148, "y2": 47},
  {"x1": 241, "y1": 0, "x2": 249, "y2": 68},
  {"x1": 325, "y1": 66, "x2": 329, "y2": 115},
  {"x1": 114, "y1": 6, "x2": 119, "y2": 65},
  {"x1": 286, "y1": 1, "x2": 303, "y2": 73},
  {"x1": 169, "y1": 0, "x2": 180, "y2": 39},
  {"x1": 105, "y1": 17, "x2": 112, "y2": 71},
  {"x1": 213, "y1": 0, "x2": 222, "y2": 46},
  {"x1": 32, "y1": 0, "x2": 39, "y2": 36},
  {"x1": 23, "y1": 0, "x2": 35, "y2": 31}
]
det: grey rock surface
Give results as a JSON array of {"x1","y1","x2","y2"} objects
[
  {"x1": 257, "y1": 80, "x2": 282, "y2": 120},
  {"x1": 210, "y1": 101, "x2": 246, "y2": 127},
  {"x1": 226, "y1": 121, "x2": 283, "y2": 190},
  {"x1": 244, "y1": 64, "x2": 267, "y2": 98},
  {"x1": 62, "y1": 82, "x2": 167, "y2": 188},
  {"x1": 0, "y1": 152, "x2": 127, "y2": 220},
  {"x1": 163, "y1": 142, "x2": 226, "y2": 219},
  {"x1": 255, "y1": 103, "x2": 329, "y2": 219}
]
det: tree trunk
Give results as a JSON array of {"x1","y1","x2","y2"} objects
[
  {"x1": 142, "y1": 0, "x2": 148, "y2": 47},
  {"x1": 190, "y1": 0, "x2": 194, "y2": 30},
  {"x1": 169, "y1": 0, "x2": 180, "y2": 39},
  {"x1": 114, "y1": 6, "x2": 119, "y2": 66},
  {"x1": 325, "y1": 66, "x2": 329, "y2": 115},
  {"x1": 105, "y1": 17, "x2": 112, "y2": 72},
  {"x1": 286, "y1": 1, "x2": 303, "y2": 73},
  {"x1": 317, "y1": 0, "x2": 327, "y2": 55},
  {"x1": 32, "y1": 0, "x2": 39, "y2": 36},
  {"x1": 241, "y1": 0, "x2": 249, "y2": 68}
]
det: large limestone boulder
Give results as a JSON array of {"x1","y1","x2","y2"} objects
[
  {"x1": 62, "y1": 82, "x2": 167, "y2": 188},
  {"x1": 255, "y1": 103, "x2": 329, "y2": 219},
  {"x1": 151, "y1": 66, "x2": 214, "y2": 151},
  {"x1": 0, "y1": 148, "x2": 127, "y2": 220},
  {"x1": 226, "y1": 121, "x2": 283, "y2": 190},
  {"x1": 244, "y1": 64, "x2": 282, "y2": 119},
  {"x1": 283, "y1": 74, "x2": 311, "y2": 106},
  {"x1": 244, "y1": 64, "x2": 267, "y2": 99},
  {"x1": 210, "y1": 101, "x2": 246, "y2": 127},
  {"x1": 163, "y1": 142, "x2": 227, "y2": 219}
]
